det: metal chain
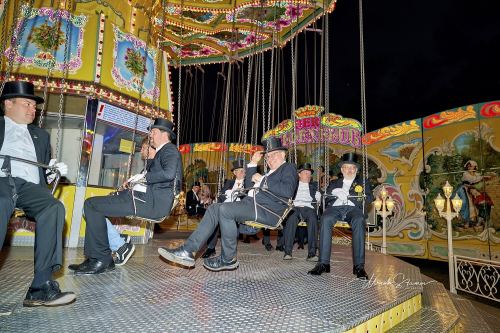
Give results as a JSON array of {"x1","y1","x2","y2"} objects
[
  {"x1": 290, "y1": 36, "x2": 297, "y2": 164},
  {"x1": 267, "y1": 46, "x2": 274, "y2": 132},
  {"x1": 217, "y1": 63, "x2": 232, "y2": 198},
  {"x1": 240, "y1": 56, "x2": 253, "y2": 154},
  {"x1": 39, "y1": 3, "x2": 65, "y2": 128},
  {"x1": 359, "y1": 0, "x2": 369, "y2": 213},
  {"x1": 1, "y1": 0, "x2": 34, "y2": 94},
  {"x1": 55, "y1": 2, "x2": 73, "y2": 160},
  {"x1": 261, "y1": 51, "x2": 266, "y2": 132}
]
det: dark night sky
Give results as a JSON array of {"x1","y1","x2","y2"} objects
[{"x1": 173, "y1": 0, "x2": 500, "y2": 144}]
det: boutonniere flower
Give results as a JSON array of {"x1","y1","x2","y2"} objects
[{"x1": 354, "y1": 185, "x2": 363, "y2": 193}]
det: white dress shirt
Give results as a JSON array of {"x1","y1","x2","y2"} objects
[
  {"x1": 0, "y1": 116, "x2": 40, "y2": 184},
  {"x1": 332, "y1": 178, "x2": 355, "y2": 207},
  {"x1": 294, "y1": 181, "x2": 321, "y2": 209},
  {"x1": 247, "y1": 162, "x2": 276, "y2": 197}
]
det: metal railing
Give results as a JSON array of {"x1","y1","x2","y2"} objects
[{"x1": 454, "y1": 255, "x2": 499, "y2": 302}]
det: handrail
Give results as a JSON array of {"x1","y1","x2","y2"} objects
[{"x1": 0, "y1": 154, "x2": 61, "y2": 195}]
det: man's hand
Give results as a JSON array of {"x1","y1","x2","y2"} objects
[
  {"x1": 331, "y1": 188, "x2": 348, "y2": 201},
  {"x1": 46, "y1": 159, "x2": 68, "y2": 183},
  {"x1": 251, "y1": 173, "x2": 263, "y2": 183},
  {"x1": 128, "y1": 173, "x2": 145, "y2": 183},
  {"x1": 250, "y1": 151, "x2": 264, "y2": 164},
  {"x1": 48, "y1": 159, "x2": 68, "y2": 176}
]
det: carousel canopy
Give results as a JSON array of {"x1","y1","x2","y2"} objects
[{"x1": 149, "y1": 0, "x2": 336, "y2": 65}]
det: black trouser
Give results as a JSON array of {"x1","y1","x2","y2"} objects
[
  {"x1": 0, "y1": 177, "x2": 65, "y2": 275},
  {"x1": 184, "y1": 200, "x2": 276, "y2": 260},
  {"x1": 262, "y1": 229, "x2": 284, "y2": 247},
  {"x1": 319, "y1": 205, "x2": 366, "y2": 267},
  {"x1": 83, "y1": 191, "x2": 137, "y2": 264},
  {"x1": 283, "y1": 206, "x2": 318, "y2": 256}
]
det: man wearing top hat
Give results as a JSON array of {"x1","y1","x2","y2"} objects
[
  {"x1": 308, "y1": 152, "x2": 374, "y2": 279},
  {"x1": 0, "y1": 81, "x2": 75, "y2": 306},
  {"x1": 159, "y1": 137, "x2": 298, "y2": 271},
  {"x1": 283, "y1": 163, "x2": 321, "y2": 261},
  {"x1": 186, "y1": 181, "x2": 204, "y2": 216},
  {"x1": 201, "y1": 159, "x2": 246, "y2": 258},
  {"x1": 70, "y1": 117, "x2": 182, "y2": 275}
]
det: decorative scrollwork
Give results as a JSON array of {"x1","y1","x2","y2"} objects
[{"x1": 455, "y1": 255, "x2": 499, "y2": 302}]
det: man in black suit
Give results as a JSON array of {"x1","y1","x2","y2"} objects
[
  {"x1": 308, "y1": 152, "x2": 374, "y2": 279},
  {"x1": 71, "y1": 118, "x2": 182, "y2": 275},
  {"x1": 201, "y1": 159, "x2": 246, "y2": 258},
  {"x1": 283, "y1": 163, "x2": 321, "y2": 261},
  {"x1": 159, "y1": 137, "x2": 298, "y2": 271},
  {"x1": 0, "y1": 81, "x2": 75, "y2": 307},
  {"x1": 185, "y1": 181, "x2": 204, "y2": 216}
]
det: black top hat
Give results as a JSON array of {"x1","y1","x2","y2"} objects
[
  {"x1": 338, "y1": 152, "x2": 360, "y2": 169},
  {"x1": 0, "y1": 81, "x2": 44, "y2": 104},
  {"x1": 298, "y1": 163, "x2": 314, "y2": 174},
  {"x1": 148, "y1": 118, "x2": 176, "y2": 140},
  {"x1": 262, "y1": 137, "x2": 287, "y2": 153},
  {"x1": 192, "y1": 181, "x2": 201, "y2": 187},
  {"x1": 231, "y1": 159, "x2": 245, "y2": 171}
]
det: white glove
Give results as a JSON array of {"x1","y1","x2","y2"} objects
[
  {"x1": 331, "y1": 188, "x2": 348, "y2": 201},
  {"x1": 128, "y1": 173, "x2": 145, "y2": 183},
  {"x1": 48, "y1": 159, "x2": 68, "y2": 176},
  {"x1": 46, "y1": 159, "x2": 68, "y2": 183}
]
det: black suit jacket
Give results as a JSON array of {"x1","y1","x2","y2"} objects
[
  {"x1": 186, "y1": 189, "x2": 201, "y2": 215},
  {"x1": 0, "y1": 116, "x2": 51, "y2": 185},
  {"x1": 244, "y1": 162, "x2": 298, "y2": 223},
  {"x1": 324, "y1": 175, "x2": 374, "y2": 212},
  {"x1": 138, "y1": 142, "x2": 182, "y2": 218}
]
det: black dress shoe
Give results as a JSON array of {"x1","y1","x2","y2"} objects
[
  {"x1": 74, "y1": 258, "x2": 115, "y2": 275},
  {"x1": 68, "y1": 258, "x2": 90, "y2": 271},
  {"x1": 264, "y1": 243, "x2": 273, "y2": 251},
  {"x1": 23, "y1": 280, "x2": 76, "y2": 307},
  {"x1": 203, "y1": 255, "x2": 239, "y2": 272},
  {"x1": 354, "y1": 266, "x2": 369, "y2": 280},
  {"x1": 275, "y1": 245, "x2": 284, "y2": 252},
  {"x1": 158, "y1": 246, "x2": 195, "y2": 267},
  {"x1": 308, "y1": 263, "x2": 331, "y2": 275},
  {"x1": 201, "y1": 248, "x2": 216, "y2": 258}
]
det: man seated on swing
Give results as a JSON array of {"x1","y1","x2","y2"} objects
[
  {"x1": 308, "y1": 152, "x2": 374, "y2": 279},
  {"x1": 70, "y1": 118, "x2": 182, "y2": 275},
  {"x1": 0, "y1": 81, "x2": 75, "y2": 307},
  {"x1": 158, "y1": 137, "x2": 298, "y2": 271}
]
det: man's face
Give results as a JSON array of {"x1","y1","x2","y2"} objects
[
  {"x1": 265, "y1": 150, "x2": 286, "y2": 170},
  {"x1": 149, "y1": 128, "x2": 168, "y2": 148},
  {"x1": 298, "y1": 170, "x2": 312, "y2": 182},
  {"x1": 341, "y1": 163, "x2": 358, "y2": 180},
  {"x1": 233, "y1": 168, "x2": 245, "y2": 180},
  {"x1": 4, "y1": 98, "x2": 37, "y2": 124},
  {"x1": 192, "y1": 185, "x2": 200, "y2": 193}
]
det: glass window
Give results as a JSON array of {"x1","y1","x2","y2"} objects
[
  {"x1": 42, "y1": 114, "x2": 84, "y2": 184},
  {"x1": 87, "y1": 120, "x2": 147, "y2": 189}
]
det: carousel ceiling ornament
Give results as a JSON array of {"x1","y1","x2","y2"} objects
[{"x1": 150, "y1": 0, "x2": 337, "y2": 65}]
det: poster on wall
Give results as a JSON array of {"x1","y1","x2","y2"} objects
[
  {"x1": 5, "y1": 5, "x2": 87, "y2": 73},
  {"x1": 421, "y1": 103, "x2": 500, "y2": 259},
  {"x1": 111, "y1": 26, "x2": 159, "y2": 101}
]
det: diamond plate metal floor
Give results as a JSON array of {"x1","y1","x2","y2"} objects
[{"x1": 0, "y1": 240, "x2": 424, "y2": 332}]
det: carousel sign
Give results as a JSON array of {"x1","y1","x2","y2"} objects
[{"x1": 262, "y1": 105, "x2": 363, "y2": 148}]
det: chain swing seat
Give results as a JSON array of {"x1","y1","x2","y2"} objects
[
  {"x1": 1, "y1": 154, "x2": 62, "y2": 217},
  {"x1": 235, "y1": 187, "x2": 294, "y2": 231},
  {"x1": 123, "y1": 179, "x2": 180, "y2": 224}
]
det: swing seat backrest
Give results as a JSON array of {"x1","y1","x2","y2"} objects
[{"x1": 237, "y1": 187, "x2": 294, "y2": 230}]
